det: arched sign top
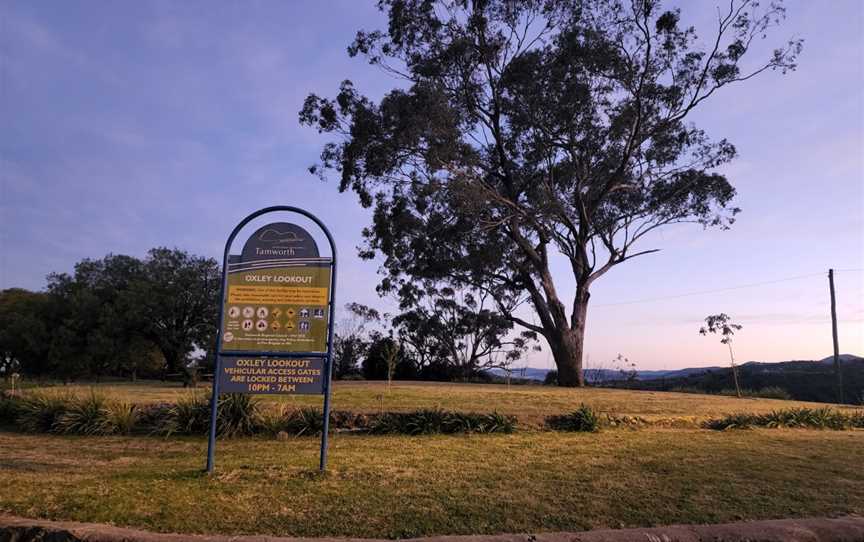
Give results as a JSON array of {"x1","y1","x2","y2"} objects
[
  {"x1": 241, "y1": 222, "x2": 320, "y2": 262},
  {"x1": 221, "y1": 205, "x2": 337, "y2": 265}
]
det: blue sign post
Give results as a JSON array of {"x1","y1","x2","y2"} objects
[{"x1": 206, "y1": 206, "x2": 337, "y2": 473}]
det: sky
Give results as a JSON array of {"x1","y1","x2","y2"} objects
[{"x1": 1, "y1": 0, "x2": 862, "y2": 371}]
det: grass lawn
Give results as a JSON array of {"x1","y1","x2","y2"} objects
[
  {"x1": 0, "y1": 428, "x2": 862, "y2": 538},
  {"x1": 26, "y1": 380, "x2": 862, "y2": 426},
  {"x1": 4, "y1": 382, "x2": 862, "y2": 537}
]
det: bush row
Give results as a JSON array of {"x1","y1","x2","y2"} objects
[
  {"x1": 0, "y1": 391, "x2": 521, "y2": 437},
  {"x1": 704, "y1": 407, "x2": 864, "y2": 430},
  {"x1": 5, "y1": 392, "x2": 860, "y2": 437}
]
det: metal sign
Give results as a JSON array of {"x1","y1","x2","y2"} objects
[
  {"x1": 218, "y1": 357, "x2": 325, "y2": 395},
  {"x1": 206, "y1": 207, "x2": 337, "y2": 474},
  {"x1": 220, "y1": 265, "x2": 331, "y2": 353}
]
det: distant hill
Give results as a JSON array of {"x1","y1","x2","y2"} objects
[
  {"x1": 490, "y1": 367, "x2": 551, "y2": 381},
  {"x1": 606, "y1": 354, "x2": 863, "y2": 404},
  {"x1": 819, "y1": 354, "x2": 862, "y2": 364},
  {"x1": 493, "y1": 355, "x2": 864, "y2": 404},
  {"x1": 490, "y1": 365, "x2": 725, "y2": 383}
]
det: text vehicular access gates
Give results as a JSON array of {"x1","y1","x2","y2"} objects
[{"x1": 206, "y1": 206, "x2": 337, "y2": 473}]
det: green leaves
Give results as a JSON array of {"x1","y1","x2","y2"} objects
[
  {"x1": 301, "y1": 0, "x2": 801, "y2": 385},
  {"x1": 545, "y1": 404, "x2": 601, "y2": 432},
  {"x1": 704, "y1": 408, "x2": 864, "y2": 430}
]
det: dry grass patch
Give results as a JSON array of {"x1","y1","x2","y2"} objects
[{"x1": 0, "y1": 428, "x2": 861, "y2": 538}]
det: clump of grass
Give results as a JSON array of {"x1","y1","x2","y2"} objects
[
  {"x1": 703, "y1": 412, "x2": 761, "y2": 430},
  {"x1": 705, "y1": 407, "x2": 864, "y2": 430},
  {"x1": 330, "y1": 410, "x2": 372, "y2": 431},
  {"x1": 259, "y1": 404, "x2": 292, "y2": 435},
  {"x1": 369, "y1": 409, "x2": 517, "y2": 435},
  {"x1": 545, "y1": 404, "x2": 600, "y2": 432},
  {"x1": 442, "y1": 411, "x2": 516, "y2": 434},
  {"x1": 261, "y1": 408, "x2": 381, "y2": 437},
  {"x1": 158, "y1": 392, "x2": 210, "y2": 436},
  {"x1": 401, "y1": 408, "x2": 447, "y2": 435},
  {"x1": 105, "y1": 401, "x2": 138, "y2": 435},
  {"x1": 368, "y1": 411, "x2": 405, "y2": 435},
  {"x1": 54, "y1": 392, "x2": 115, "y2": 435},
  {"x1": 217, "y1": 393, "x2": 261, "y2": 438},
  {"x1": 283, "y1": 407, "x2": 325, "y2": 436},
  {"x1": 477, "y1": 411, "x2": 516, "y2": 434},
  {"x1": 15, "y1": 392, "x2": 71, "y2": 433},
  {"x1": 137, "y1": 402, "x2": 173, "y2": 430}
]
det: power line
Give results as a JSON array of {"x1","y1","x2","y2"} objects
[{"x1": 593, "y1": 272, "x2": 827, "y2": 307}]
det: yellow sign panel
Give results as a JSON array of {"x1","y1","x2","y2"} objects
[
  {"x1": 221, "y1": 265, "x2": 331, "y2": 353},
  {"x1": 227, "y1": 285, "x2": 328, "y2": 306}
]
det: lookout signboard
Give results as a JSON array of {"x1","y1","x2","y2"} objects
[
  {"x1": 207, "y1": 208, "x2": 337, "y2": 473},
  {"x1": 220, "y1": 222, "x2": 331, "y2": 357}
]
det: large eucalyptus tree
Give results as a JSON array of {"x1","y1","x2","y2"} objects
[{"x1": 301, "y1": 0, "x2": 801, "y2": 385}]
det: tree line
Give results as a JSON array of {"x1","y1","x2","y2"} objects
[
  {"x1": 0, "y1": 249, "x2": 220, "y2": 381},
  {"x1": 1, "y1": 250, "x2": 536, "y2": 382}
]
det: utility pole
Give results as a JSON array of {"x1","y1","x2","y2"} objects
[{"x1": 828, "y1": 269, "x2": 842, "y2": 404}]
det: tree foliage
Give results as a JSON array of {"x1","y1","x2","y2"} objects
[
  {"x1": 1, "y1": 248, "x2": 219, "y2": 380},
  {"x1": 300, "y1": 0, "x2": 801, "y2": 385},
  {"x1": 332, "y1": 302, "x2": 382, "y2": 379},
  {"x1": 392, "y1": 281, "x2": 538, "y2": 379}
]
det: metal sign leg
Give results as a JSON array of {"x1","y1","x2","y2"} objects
[
  {"x1": 319, "y1": 353, "x2": 334, "y2": 471},
  {"x1": 205, "y1": 357, "x2": 222, "y2": 474}
]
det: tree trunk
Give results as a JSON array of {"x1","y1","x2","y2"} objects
[
  {"x1": 727, "y1": 342, "x2": 741, "y2": 398},
  {"x1": 550, "y1": 288, "x2": 589, "y2": 387}
]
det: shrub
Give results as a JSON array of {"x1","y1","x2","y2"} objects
[
  {"x1": 158, "y1": 392, "x2": 210, "y2": 436},
  {"x1": 368, "y1": 409, "x2": 518, "y2": 435},
  {"x1": 262, "y1": 408, "x2": 375, "y2": 437},
  {"x1": 15, "y1": 392, "x2": 70, "y2": 433},
  {"x1": 402, "y1": 408, "x2": 447, "y2": 435},
  {"x1": 105, "y1": 401, "x2": 139, "y2": 435},
  {"x1": 440, "y1": 411, "x2": 516, "y2": 434},
  {"x1": 259, "y1": 404, "x2": 292, "y2": 435},
  {"x1": 330, "y1": 410, "x2": 371, "y2": 431},
  {"x1": 283, "y1": 407, "x2": 325, "y2": 436},
  {"x1": 5, "y1": 393, "x2": 521, "y2": 438},
  {"x1": 478, "y1": 411, "x2": 516, "y2": 434},
  {"x1": 443, "y1": 411, "x2": 482, "y2": 433},
  {"x1": 368, "y1": 411, "x2": 409, "y2": 435},
  {"x1": 137, "y1": 402, "x2": 173, "y2": 430},
  {"x1": 703, "y1": 412, "x2": 762, "y2": 430},
  {"x1": 54, "y1": 392, "x2": 115, "y2": 435},
  {"x1": 704, "y1": 408, "x2": 864, "y2": 430},
  {"x1": 157, "y1": 393, "x2": 260, "y2": 437},
  {"x1": 217, "y1": 393, "x2": 260, "y2": 438},
  {"x1": 763, "y1": 407, "x2": 849, "y2": 429},
  {"x1": 545, "y1": 404, "x2": 600, "y2": 432}
]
